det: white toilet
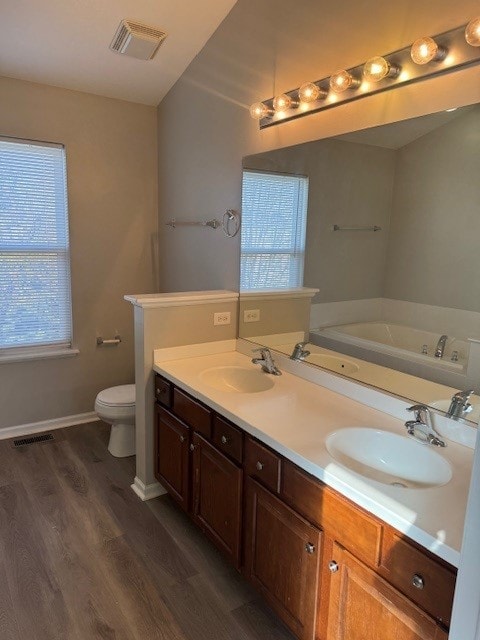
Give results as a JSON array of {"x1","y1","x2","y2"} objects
[{"x1": 94, "y1": 384, "x2": 136, "y2": 457}]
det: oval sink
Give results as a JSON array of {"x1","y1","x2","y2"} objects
[
  {"x1": 306, "y1": 353, "x2": 359, "y2": 375},
  {"x1": 326, "y1": 427, "x2": 452, "y2": 489},
  {"x1": 199, "y1": 366, "x2": 275, "y2": 393}
]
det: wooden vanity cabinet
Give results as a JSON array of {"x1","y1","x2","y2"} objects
[
  {"x1": 191, "y1": 432, "x2": 243, "y2": 568},
  {"x1": 327, "y1": 543, "x2": 448, "y2": 640},
  {"x1": 154, "y1": 374, "x2": 244, "y2": 567},
  {"x1": 244, "y1": 477, "x2": 322, "y2": 640},
  {"x1": 154, "y1": 374, "x2": 456, "y2": 640},
  {"x1": 155, "y1": 404, "x2": 190, "y2": 512}
]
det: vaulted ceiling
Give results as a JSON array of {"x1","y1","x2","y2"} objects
[{"x1": 0, "y1": 0, "x2": 237, "y2": 105}]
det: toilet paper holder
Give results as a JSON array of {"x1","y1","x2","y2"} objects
[{"x1": 96, "y1": 335, "x2": 122, "y2": 346}]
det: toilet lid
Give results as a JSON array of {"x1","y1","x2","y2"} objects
[{"x1": 97, "y1": 384, "x2": 135, "y2": 407}]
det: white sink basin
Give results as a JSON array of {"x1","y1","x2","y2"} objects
[
  {"x1": 199, "y1": 365, "x2": 275, "y2": 393},
  {"x1": 306, "y1": 353, "x2": 359, "y2": 375},
  {"x1": 326, "y1": 427, "x2": 452, "y2": 489}
]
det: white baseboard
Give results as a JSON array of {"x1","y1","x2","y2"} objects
[
  {"x1": 0, "y1": 411, "x2": 100, "y2": 441},
  {"x1": 131, "y1": 476, "x2": 167, "y2": 501}
]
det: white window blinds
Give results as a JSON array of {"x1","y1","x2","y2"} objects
[
  {"x1": 241, "y1": 170, "x2": 308, "y2": 290},
  {"x1": 0, "y1": 138, "x2": 72, "y2": 351}
]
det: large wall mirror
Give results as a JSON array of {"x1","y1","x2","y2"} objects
[{"x1": 239, "y1": 102, "x2": 480, "y2": 425}]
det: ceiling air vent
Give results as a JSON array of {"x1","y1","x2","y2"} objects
[{"x1": 110, "y1": 19, "x2": 167, "y2": 60}]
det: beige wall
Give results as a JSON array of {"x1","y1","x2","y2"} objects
[
  {"x1": 244, "y1": 140, "x2": 396, "y2": 303},
  {"x1": 239, "y1": 297, "x2": 311, "y2": 338},
  {"x1": 148, "y1": 302, "x2": 238, "y2": 347},
  {"x1": 157, "y1": 0, "x2": 480, "y2": 295},
  {"x1": 385, "y1": 107, "x2": 480, "y2": 312},
  {"x1": 0, "y1": 76, "x2": 158, "y2": 429}
]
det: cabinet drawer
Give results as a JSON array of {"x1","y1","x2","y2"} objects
[
  {"x1": 155, "y1": 374, "x2": 172, "y2": 408},
  {"x1": 173, "y1": 388, "x2": 212, "y2": 438},
  {"x1": 282, "y1": 461, "x2": 382, "y2": 567},
  {"x1": 212, "y1": 416, "x2": 244, "y2": 464},
  {"x1": 245, "y1": 437, "x2": 281, "y2": 494},
  {"x1": 379, "y1": 530, "x2": 456, "y2": 626}
]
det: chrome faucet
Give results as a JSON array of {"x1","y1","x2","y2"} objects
[
  {"x1": 290, "y1": 342, "x2": 310, "y2": 361},
  {"x1": 252, "y1": 348, "x2": 282, "y2": 376},
  {"x1": 405, "y1": 404, "x2": 446, "y2": 447},
  {"x1": 447, "y1": 389, "x2": 474, "y2": 420},
  {"x1": 434, "y1": 334, "x2": 448, "y2": 358}
]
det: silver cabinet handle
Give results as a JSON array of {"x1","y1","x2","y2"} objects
[
  {"x1": 221, "y1": 435, "x2": 229, "y2": 445},
  {"x1": 329, "y1": 561, "x2": 339, "y2": 573},
  {"x1": 179, "y1": 435, "x2": 185, "y2": 443},
  {"x1": 189, "y1": 443, "x2": 196, "y2": 452},
  {"x1": 305, "y1": 542, "x2": 315, "y2": 554},
  {"x1": 256, "y1": 461, "x2": 264, "y2": 471},
  {"x1": 412, "y1": 574, "x2": 425, "y2": 590}
]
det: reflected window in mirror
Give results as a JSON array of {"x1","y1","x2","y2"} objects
[{"x1": 240, "y1": 171, "x2": 308, "y2": 290}]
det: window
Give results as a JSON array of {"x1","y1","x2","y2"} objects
[
  {"x1": 241, "y1": 170, "x2": 308, "y2": 290},
  {"x1": 0, "y1": 137, "x2": 72, "y2": 357}
]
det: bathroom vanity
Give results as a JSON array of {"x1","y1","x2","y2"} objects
[{"x1": 152, "y1": 349, "x2": 471, "y2": 640}]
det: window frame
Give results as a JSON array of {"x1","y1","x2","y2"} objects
[
  {"x1": 240, "y1": 169, "x2": 309, "y2": 291},
  {"x1": 0, "y1": 135, "x2": 75, "y2": 363}
]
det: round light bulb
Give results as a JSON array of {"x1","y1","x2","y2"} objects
[
  {"x1": 249, "y1": 102, "x2": 270, "y2": 120},
  {"x1": 465, "y1": 17, "x2": 480, "y2": 46},
  {"x1": 363, "y1": 56, "x2": 396, "y2": 82},
  {"x1": 329, "y1": 70, "x2": 358, "y2": 93},
  {"x1": 298, "y1": 82, "x2": 323, "y2": 103},
  {"x1": 273, "y1": 94, "x2": 293, "y2": 112},
  {"x1": 410, "y1": 37, "x2": 446, "y2": 64}
]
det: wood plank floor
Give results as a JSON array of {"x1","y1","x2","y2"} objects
[{"x1": 0, "y1": 422, "x2": 295, "y2": 640}]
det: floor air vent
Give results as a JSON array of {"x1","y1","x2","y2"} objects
[{"x1": 14, "y1": 433, "x2": 55, "y2": 447}]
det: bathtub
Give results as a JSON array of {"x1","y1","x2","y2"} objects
[{"x1": 311, "y1": 321, "x2": 468, "y2": 373}]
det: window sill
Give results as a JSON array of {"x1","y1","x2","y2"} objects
[{"x1": 0, "y1": 347, "x2": 80, "y2": 364}]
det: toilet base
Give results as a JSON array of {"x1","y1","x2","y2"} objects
[{"x1": 108, "y1": 423, "x2": 136, "y2": 458}]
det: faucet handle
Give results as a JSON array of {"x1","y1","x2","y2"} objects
[
  {"x1": 453, "y1": 389, "x2": 474, "y2": 401},
  {"x1": 407, "y1": 404, "x2": 430, "y2": 423}
]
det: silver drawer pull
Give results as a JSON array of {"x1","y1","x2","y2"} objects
[
  {"x1": 189, "y1": 443, "x2": 196, "y2": 452},
  {"x1": 221, "y1": 435, "x2": 229, "y2": 445},
  {"x1": 256, "y1": 461, "x2": 264, "y2": 471},
  {"x1": 305, "y1": 542, "x2": 315, "y2": 554},
  {"x1": 412, "y1": 574, "x2": 425, "y2": 590},
  {"x1": 179, "y1": 435, "x2": 185, "y2": 443},
  {"x1": 329, "y1": 560, "x2": 339, "y2": 573}
]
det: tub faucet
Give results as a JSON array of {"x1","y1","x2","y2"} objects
[
  {"x1": 434, "y1": 334, "x2": 448, "y2": 358},
  {"x1": 405, "y1": 404, "x2": 446, "y2": 447},
  {"x1": 252, "y1": 348, "x2": 282, "y2": 376},
  {"x1": 290, "y1": 342, "x2": 310, "y2": 361},
  {"x1": 447, "y1": 389, "x2": 474, "y2": 420}
]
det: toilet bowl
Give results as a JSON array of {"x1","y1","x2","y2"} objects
[{"x1": 95, "y1": 384, "x2": 135, "y2": 457}]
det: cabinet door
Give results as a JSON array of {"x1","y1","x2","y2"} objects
[
  {"x1": 327, "y1": 543, "x2": 448, "y2": 640},
  {"x1": 244, "y1": 478, "x2": 321, "y2": 640},
  {"x1": 191, "y1": 433, "x2": 243, "y2": 568},
  {"x1": 155, "y1": 405, "x2": 190, "y2": 512}
]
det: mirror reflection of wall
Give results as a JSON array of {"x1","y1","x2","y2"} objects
[{"x1": 239, "y1": 104, "x2": 480, "y2": 421}]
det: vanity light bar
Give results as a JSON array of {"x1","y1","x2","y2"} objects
[{"x1": 252, "y1": 20, "x2": 480, "y2": 129}]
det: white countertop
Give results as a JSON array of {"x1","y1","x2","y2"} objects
[{"x1": 154, "y1": 349, "x2": 473, "y2": 567}]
